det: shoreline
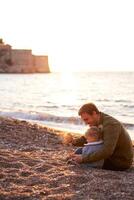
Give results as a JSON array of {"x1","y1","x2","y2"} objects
[
  {"x1": 0, "y1": 116, "x2": 134, "y2": 200},
  {"x1": 0, "y1": 111, "x2": 134, "y2": 141}
]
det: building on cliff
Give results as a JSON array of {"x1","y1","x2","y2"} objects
[{"x1": 0, "y1": 39, "x2": 50, "y2": 73}]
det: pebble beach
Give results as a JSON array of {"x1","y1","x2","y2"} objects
[{"x1": 0, "y1": 116, "x2": 134, "y2": 200}]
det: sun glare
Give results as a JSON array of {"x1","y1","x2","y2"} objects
[
  {"x1": 57, "y1": 72, "x2": 79, "y2": 106},
  {"x1": 60, "y1": 71, "x2": 77, "y2": 89}
]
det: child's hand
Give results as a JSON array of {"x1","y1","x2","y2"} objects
[
  {"x1": 67, "y1": 158, "x2": 80, "y2": 165},
  {"x1": 71, "y1": 154, "x2": 83, "y2": 163},
  {"x1": 66, "y1": 152, "x2": 75, "y2": 160},
  {"x1": 67, "y1": 153, "x2": 74, "y2": 159},
  {"x1": 63, "y1": 133, "x2": 74, "y2": 145}
]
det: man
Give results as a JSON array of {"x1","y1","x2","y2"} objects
[{"x1": 71, "y1": 103, "x2": 133, "y2": 171}]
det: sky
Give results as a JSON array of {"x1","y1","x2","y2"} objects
[{"x1": 0, "y1": 0, "x2": 134, "y2": 72}]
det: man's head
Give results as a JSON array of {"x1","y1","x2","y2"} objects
[
  {"x1": 78, "y1": 103, "x2": 100, "y2": 126},
  {"x1": 85, "y1": 126, "x2": 101, "y2": 142}
]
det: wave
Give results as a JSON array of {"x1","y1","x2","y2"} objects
[
  {"x1": 114, "y1": 100, "x2": 132, "y2": 103},
  {"x1": 35, "y1": 104, "x2": 77, "y2": 111},
  {"x1": 122, "y1": 105, "x2": 134, "y2": 109},
  {"x1": 96, "y1": 99, "x2": 110, "y2": 102},
  {"x1": 0, "y1": 110, "x2": 134, "y2": 131},
  {"x1": 96, "y1": 99, "x2": 133, "y2": 104},
  {"x1": 37, "y1": 105, "x2": 59, "y2": 109},
  {"x1": 0, "y1": 110, "x2": 83, "y2": 125},
  {"x1": 123, "y1": 123, "x2": 134, "y2": 129}
]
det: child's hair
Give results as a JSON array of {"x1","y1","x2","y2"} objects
[{"x1": 85, "y1": 126, "x2": 101, "y2": 141}]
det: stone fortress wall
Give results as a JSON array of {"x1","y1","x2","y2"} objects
[{"x1": 0, "y1": 39, "x2": 50, "y2": 73}]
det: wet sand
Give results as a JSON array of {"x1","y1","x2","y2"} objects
[{"x1": 0, "y1": 116, "x2": 134, "y2": 200}]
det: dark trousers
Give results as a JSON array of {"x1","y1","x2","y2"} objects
[{"x1": 102, "y1": 160, "x2": 129, "y2": 171}]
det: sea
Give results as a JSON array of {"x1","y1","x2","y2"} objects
[{"x1": 0, "y1": 71, "x2": 134, "y2": 140}]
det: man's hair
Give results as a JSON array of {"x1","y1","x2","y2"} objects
[
  {"x1": 85, "y1": 126, "x2": 101, "y2": 140},
  {"x1": 78, "y1": 103, "x2": 100, "y2": 116}
]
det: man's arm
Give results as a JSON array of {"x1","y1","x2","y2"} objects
[{"x1": 82, "y1": 123, "x2": 121, "y2": 163}]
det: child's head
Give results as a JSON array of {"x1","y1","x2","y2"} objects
[{"x1": 85, "y1": 126, "x2": 101, "y2": 142}]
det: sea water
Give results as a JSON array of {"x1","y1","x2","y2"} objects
[{"x1": 0, "y1": 72, "x2": 134, "y2": 139}]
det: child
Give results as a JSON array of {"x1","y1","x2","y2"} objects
[{"x1": 67, "y1": 126, "x2": 104, "y2": 168}]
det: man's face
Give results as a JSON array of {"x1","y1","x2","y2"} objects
[{"x1": 81, "y1": 112, "x2": 98, "y2": 126}]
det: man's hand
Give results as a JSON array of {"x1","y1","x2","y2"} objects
[{"x1": 71, "y1": 154, "x2": 83, "y2": 163}]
